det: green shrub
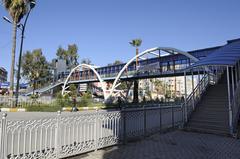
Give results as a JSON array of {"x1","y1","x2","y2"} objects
[
  {"x1": 79, "y1": 92, "x2": 92, "y2": 107},
  {"x1": 25, "y1": 103, "x2": 62, "y2": 112}
]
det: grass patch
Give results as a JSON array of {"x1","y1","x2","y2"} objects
[{"x1": 24, "y1": 103, "x2": 62, "y2": 112}]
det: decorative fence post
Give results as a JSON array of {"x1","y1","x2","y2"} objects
[
  {"x1": 94, "y1": 109, "x2": 99, "y2": 151},
  {"x1": 55, "y1": 111, "x2": 61, "y2": 158},
  {"x1": 143, "y1": 105, "x2": 147, "y2": 137},
  {"x1": 159, "y1": 104, "x2": 162, "y2": 132},
  {"x1": 0, "y1": 113, "x2": 7, "y2": 159},
  {"x1": 171, "y1": 103, "x2": 174, "y2": 128},
  {"x1": 122, "y1": 107, "x2": 127, "y2": 145}
]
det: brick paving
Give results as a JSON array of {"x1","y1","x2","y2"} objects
[{"x1": 68, "y1": 131, "x2": 240, "y2": 159}]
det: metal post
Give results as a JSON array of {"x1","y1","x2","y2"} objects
[
  {"x1": 15, "y1": 6, "x2": 35, "y2": 107},
  {"x1": 55, "y1": 111, "x2": 61, "y2": 158},
  {"x1": 238, "y1": 61, "x2": 240, "y2": 80},
  {"x1": 94, "y1": 109, "x2": 99, "y2": 151},
  {"x1": 143, "y1": 106, "x2": 147, "y2": 137},
  {"x1": 159, "y1": 104, "x2": 162, "y2": 132},
  {"x1": 231, "y1": 67, "x2": 235, "y2": 97},
  {"x1": 227, "y1": 67, "x2": 233, "y2": 134},
  {"x1": 184, "y1": 71, "x2": 187, "y2": 122},
  {"x1": 0, "y1": 113, "x2": 7, "y2": 159},
  {"x1": 198, "y1": 69, "x2": 201, "y2": 98},
  {"x1": 203, "y1": 68, "x2": 206, "y2": 87},
  {"x1": 191, "y1": 70, "x2": 195, "y2": 110},
  {"x1": 158, "y1": 49, "x2": 161, "y2": 73},
  {"x1": 171, "y1": 103, "x2": 174, "y2": 128},
  {"x1": 235, "y1": 65, "x2": 238, "y2": 86},
  {"x1": 122, "y1": 108, "x2": 127, "y2": 144}
]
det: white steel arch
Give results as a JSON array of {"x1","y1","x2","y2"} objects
[
  {"x1": 61, "y1": 64, "x2": 107, "y2": 100},
  {"x1": 107, "y1": 47, "x2": 199, "y2": 100}
]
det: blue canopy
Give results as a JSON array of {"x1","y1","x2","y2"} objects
[{"x1": 189, "y1": 39, "x2": 240, "y2": 68}]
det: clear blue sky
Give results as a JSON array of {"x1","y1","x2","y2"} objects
[{"x1": 0, "y1": 0, "x2": 240, "y2": 78}]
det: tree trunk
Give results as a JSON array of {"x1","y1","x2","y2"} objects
[
  {"x1": 133, "y1": 80, "x2": 139, "y2": 103},
  {"x1": 9, "y1": 22, "x2": 18, "y2": 97},
  {"x1": 136, "y1": 47, "x2": 139, "y2": 67},
  {"x1": 133, "y1": 47, "x2": 139, "y2": 103}
]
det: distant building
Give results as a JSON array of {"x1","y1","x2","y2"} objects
[{"x1": 0, "y1": 67, "x2": 7, "y2": 83}]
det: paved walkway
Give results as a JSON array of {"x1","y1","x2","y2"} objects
[{"x1": 69, "y1": 131, "x2": 240, "y2": 159}]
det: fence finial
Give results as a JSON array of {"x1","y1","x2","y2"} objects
[
  {"x1": 2, "y1": 113, "x2": 7, "y2": 119},
  {"x1": 57, "y1": 110, "x2": 61, "y2": 115}
]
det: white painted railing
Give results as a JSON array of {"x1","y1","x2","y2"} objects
[
  {"x1": 0, "y1": 96, "x2": 55, "y2": 108},
  {"x1": 0, "y1": 105, "x2": 183, "y2": 158}
]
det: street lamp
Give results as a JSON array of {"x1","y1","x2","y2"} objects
[{"x1": 3, "y1": 1, "x2": 36, "y2": 107}]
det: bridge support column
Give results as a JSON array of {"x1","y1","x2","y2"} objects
[{"x1": 227, "y1": 66, "x2": 233, "y2": 134}]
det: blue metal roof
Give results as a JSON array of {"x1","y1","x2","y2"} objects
[{"x1": 190, "y1": 40, "x2": 240, "y2": 68}]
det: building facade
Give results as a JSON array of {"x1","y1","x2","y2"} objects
[{"x1": 0, "y1": 67, "x2": 7, "y2": 83}]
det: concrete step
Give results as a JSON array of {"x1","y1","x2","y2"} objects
[
  {"x1": 190, "y1": 114, "x2": 229, "y2": 122},
  {"x1": 187, "y1": 122, "x2": 229, "y2": 132},
  {"x1": 195, "y1": 107, "x2": 228, "y2": 112},
  {"x1": 189, "y1": 119, "x2": 229, "y2": 127},
  {"x1": 190, "y1": 113, "x2": 228, "y2": 120},
  {"x1": 193, "y1": 109, "x2": 228, "y2": 115},
  {"x1": 185, "y1": 126, "x2": 230, "y2": 136}
]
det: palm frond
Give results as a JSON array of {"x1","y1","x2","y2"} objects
[{"x1": 130, "y1": 38, "x2": 142, "y2": 47}]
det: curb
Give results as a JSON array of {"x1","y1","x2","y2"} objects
[
  {"x1": 62, "y1": 106, "x2": 106, "y2": 112},
  {"x1": 0, "y1": 108, "x2": 26, "y2": 112}
]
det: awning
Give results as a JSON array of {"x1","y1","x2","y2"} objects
[{"x1": 189, "y1": 39, "x2": 240, "y2": 68}]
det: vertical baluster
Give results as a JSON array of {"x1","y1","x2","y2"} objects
[
  {"x1": 23, "y1": 128, "x2": 27, "y2": 157},
  {"x1": 45, "y1": 127, "x2": 48, "y2": 153},
  {"x1": 94, "y1": 110, "x2": 98, "y2": 151},
  {"x1": 29, "y1": 129, "x2": 32, "y2": 157},
  {"x1": 40, "y1": 126, "x2": 43, "y2": 155},
  {"x1": 76, "y1": 123, "x2": 79, "y2": 145},
  {"x1": 17, "y1": 129, "x2": 21, "y2": 157},
  {"x1": 0, "y1": 113, "x2": 7, "y2": 159},
  {"x1": 11, "y1": 131, "x2": 15, "y2": 158},
  {"x1": 72, "y1": 122, "x2": 75, "y2": 146},
  {"x1": 49, "y1": 127, "x2": 53, "y2": 153},
  {"x1": 55, "y1": 111, "x2": 61, "y2": 158}
]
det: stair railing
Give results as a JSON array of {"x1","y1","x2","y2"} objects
[
  {"x1": 182, "y1": 73, "x2": 209, "y2": 123},
  {"x1": 182, "y1": 67, "x2": 225, "y2": 124}
]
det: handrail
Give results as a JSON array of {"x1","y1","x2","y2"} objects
[
  {"x1": 185, "y1": 74, "x2": 208, "y2": 102},
  {"x1": 182, "y1": 67, "x2": 225, "y2": 123}
]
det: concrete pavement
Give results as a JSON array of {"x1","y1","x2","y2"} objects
[{"x1": 69, "y1": 131, "x2": 240, "y2": 159}]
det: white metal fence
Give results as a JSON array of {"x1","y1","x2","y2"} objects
[
  {"x1": 0, "y1": 96, "x2": 55, "y2": 108},
  {"x1": 0, "y1": 105, "x2": 183, "y2": 159}
]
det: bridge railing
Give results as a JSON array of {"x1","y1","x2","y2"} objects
[{"x1": 0, "y1": 104, "x2": 183, "y2": 159}]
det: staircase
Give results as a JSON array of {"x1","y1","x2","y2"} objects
[{"x1": 185, "y1": 72, "x2": 230, "y2": 135}]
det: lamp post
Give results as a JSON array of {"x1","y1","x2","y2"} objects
[{"x1": 3, "y1": 1, "x2": 36, "y2": 107}]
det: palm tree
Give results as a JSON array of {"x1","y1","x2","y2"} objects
[
  {"x1": 129, "y1": 39, "x2": 142, "y2": 103},
  {"x1": 2, "y1": 0, "x2": 34, "y2": 97},
  {"x1": 129, "y1": 39, "x2": 142, "y2": 67}
]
